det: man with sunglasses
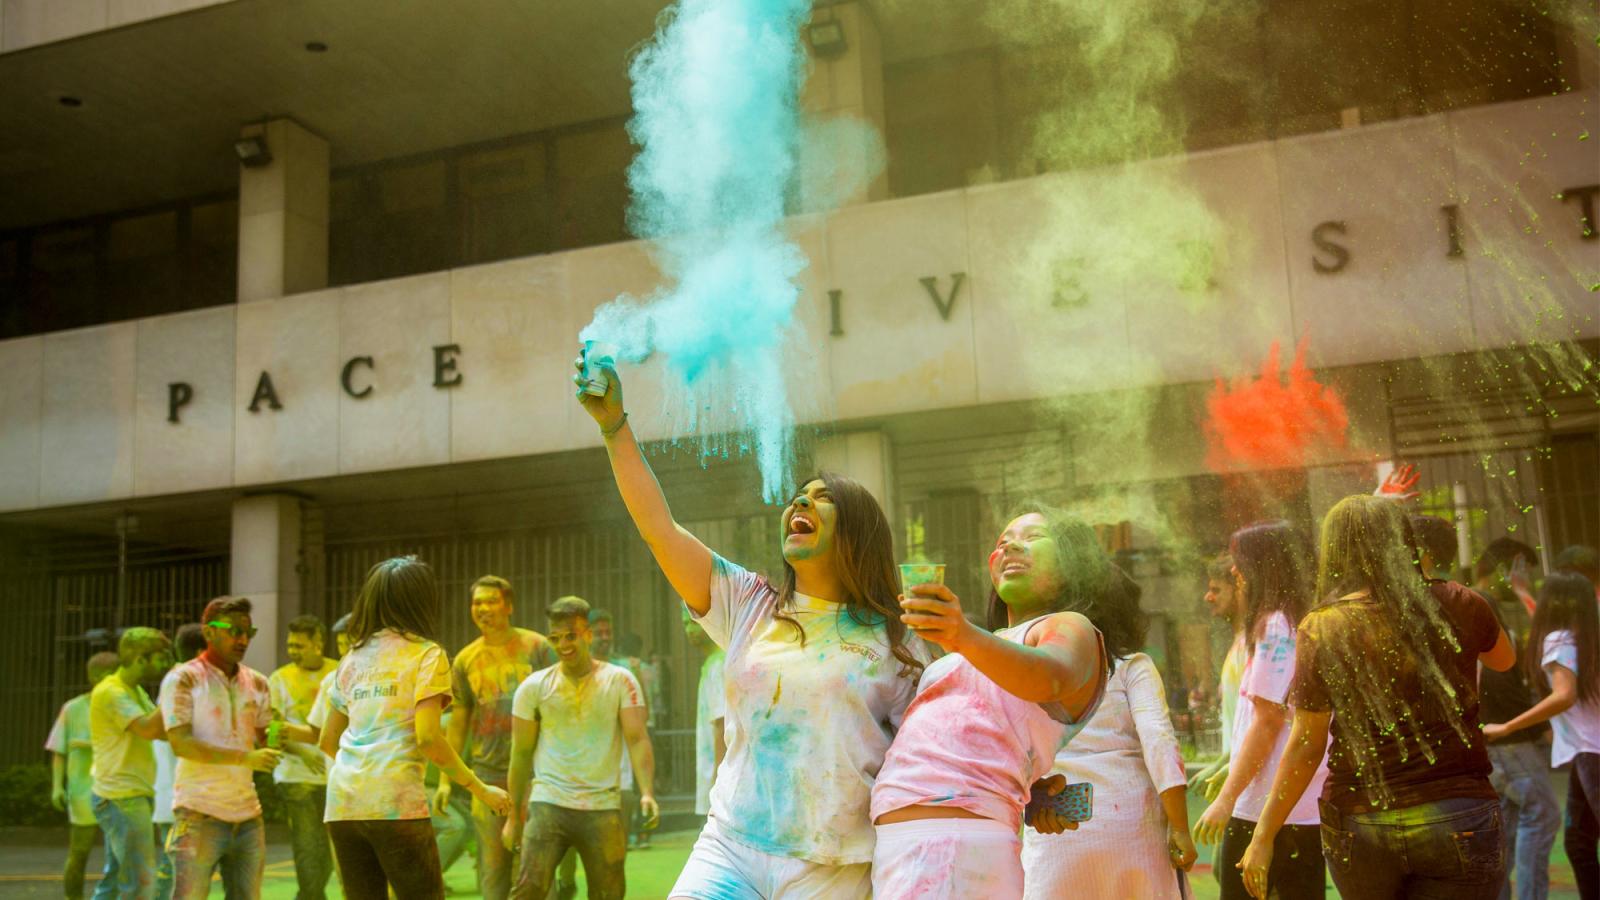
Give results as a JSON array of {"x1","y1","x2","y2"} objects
[{"x1": 163, "y1": 596, "x2": 316, "y2": 899}]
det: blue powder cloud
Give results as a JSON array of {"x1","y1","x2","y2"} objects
[{"x1": 581, "y1": 0, "x2": 816, "y2": 504}]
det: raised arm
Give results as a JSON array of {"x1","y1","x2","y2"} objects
[{"x1": 573, "y1": 356, "x2": 714, "y2": 614}]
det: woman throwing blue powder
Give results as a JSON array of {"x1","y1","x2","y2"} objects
[{"x1": 573, "y1": 353, "x2": 926, "y2": 899}]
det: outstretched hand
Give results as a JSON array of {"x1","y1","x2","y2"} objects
[
  {"x1": 571, "y1": 350, "x2": 625, "y2": 434},
  {"x1": 1374, "y1": 463, "x2": 1421, "y2": 502},
  {"x1": 898, "y1": 583, "x2": 972, "y2": 653}
]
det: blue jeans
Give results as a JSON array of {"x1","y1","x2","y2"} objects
[
  {"x1": 92, "y1": 795, "x2": 157, "y2": 900},
  {"x1": 167, "y1": 809, "x2": 266, "y2": 900},
  {"x1": 1322, "y1": 795, "x2": 1505, "y2": 899},
  {"x1": 1489, "y1": 742, "x2": 1559, "y2": 900}
]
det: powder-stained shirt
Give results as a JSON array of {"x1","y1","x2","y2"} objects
[
  {"x1": 1232, "y1": 612, "x2": 1326, "y2": 825},
  {"x1": 46, "y1": 693, "x2": 96, "y2": 824},
  {"x1": 512, "y1": 661, "x2": 644, "y2": 811},
  {"x1": 451, "y1": 628, "x2": 555, "y2": 783},
  {"x1": 307, "y1": 669, "x2": 335, "y2": 730},
  {"x1": 324, "y1": 629, "x2": 452, "y2": 822},
  {"x1": 90, "y1": 677, "x2": 157, "y2": 800},
  {"x1": 1217, "y1": 634, "x2": 1247, "y2": 757},
  {"x1": 269, "y1": 658, "x2": 337, "y2": 784},
  {"x1": 1542, "y1": 630, "x2": 1600, "y2": 767},
  {"x1": 153, "y1": 667, "x2": 182, "y2": 823},
  {"x1": 1292, "y1": 581, "x2": 1500, "y2": 813},
  {"x1": 162, "y1": 656, "x2": 272, "y2": 823},
  {"x1": 694, "y1": 555, "x2": 922, "y2": 866},
  {"x1": 695, "y1": 649, "x2": 727, "y2": 816},
  {"x1": 870, "y1": 616, "x2": 1103, "y2": 832}
]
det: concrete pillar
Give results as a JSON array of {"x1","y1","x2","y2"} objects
[
  {"x1": 231, "y1": 494, "x2": 303, "y2": 674},
  {"x1": 814, "y1": 429, "x2": 895, "y2": 529},
  {"x1": 236, "y1": 118, "x2": 329, "y2": 303},
  {"x1": 801, "y1": 0, "x2": 888, "y2": 206}
]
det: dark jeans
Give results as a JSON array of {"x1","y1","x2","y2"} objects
[
  {"x1": 1218, "y1": 817, "x2": 1324, "y2": 899},
  {"x1": 327, "y1": 818, "x2": 443, "y2": 900},
  {"x1": 168, "y1": 809, "x2": 266, "y2": 900},
  {"x1": 64, "y1": 823, "x2": 98, "y2": 899},
  {"x1": 1489, "y1": 741, "x2": 1559, "y2": 900},
  {"x1": 1567, "y1": 753, "x2": 1600, "y2": 900},
  {"x1": 1322, "y1": 796, "x2": 1504, "y2": 899},
  {"x1": 512, "y1": 803, "x2": 625, "y2": 900},
  {"x1": 432, "y1": 786, "x2": 472, "y2": 875},
  {"x1": 279, "y1": 783, "x2": 333, "y2": 900}
]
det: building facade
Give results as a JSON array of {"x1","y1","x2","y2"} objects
[{"x1": 1, "y1": 1, "x2": 1596, "y2": 798}]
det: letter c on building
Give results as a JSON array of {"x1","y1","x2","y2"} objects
[{"x1": 342, "y1": 356, "x2": 375, "y2": 399}]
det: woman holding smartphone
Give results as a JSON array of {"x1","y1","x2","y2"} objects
[
  {"x1": 867, "y1": 508, "x2": 1122, "y2": 898},
  {"x1": 573, "y1": 354, "x2": 924, "y2": 900}
]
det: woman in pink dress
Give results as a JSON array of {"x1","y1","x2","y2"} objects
[{"x1": 868, "y1": 508, "x2": 1136, "y2": 898}]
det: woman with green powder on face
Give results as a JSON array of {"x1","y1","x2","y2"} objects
[{"x1": 573, "y1": 353, "x2": 925, "y2": 900}]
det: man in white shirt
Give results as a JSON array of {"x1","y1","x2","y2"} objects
[
  {"x1": 268, "y1": 615, "x2": 336, "y2": 899},
  {"x1": 503, "y1": 596, "x2": 657, "y2": 900}
]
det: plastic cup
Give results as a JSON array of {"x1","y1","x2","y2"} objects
[
  {"x1": 899, "y1": 563, "x2": 946, "y2": 633},
  {"x1": 581, "y1": 340, "x2": 615, "y2": 397}
]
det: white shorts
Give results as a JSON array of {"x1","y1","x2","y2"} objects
[
  {"x1": 669, "y1": 817, "x2": 871, "y2": 900},
  {"x1": 871, "y1": 817, "x2": 1023, "y2": 900}
]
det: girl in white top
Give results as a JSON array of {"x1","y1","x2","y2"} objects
[
  {"x1": 1022, "y1": 575, "x2": 1197, "y2": 900},
  {"x1": 317, "y1": 557, "x2": 510, "y2": 900},
  {"x1": 1485, "y1": 571, "x2": 1600, "y2": 880},
  {"x1": 867, "y1": 511, "x2": 1113, "y2": 898},
  {"x1": 573, "y1": 357, "x2": 925, "y2": 900},
  {"x1": 1195, "y1": 521, "x2": 1328, "y2": 900}
]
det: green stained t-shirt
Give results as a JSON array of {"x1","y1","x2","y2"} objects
[
  {"x1": 45, "y1": 693, "x2": 96, "y2": 825},
  {"x1": 451, "y1": 628, "x2": 555, "y2": 782}
]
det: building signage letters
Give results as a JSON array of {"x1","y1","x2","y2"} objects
[{"x1": 157, "y1": 185, "x2": 1597, "y2": 425}]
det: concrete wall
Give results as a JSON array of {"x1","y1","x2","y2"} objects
[{"x1": 0, "y1": 91, "x2": 1594, "y2": 513}]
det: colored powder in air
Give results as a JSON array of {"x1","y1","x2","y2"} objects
[
  {"x1": 580, "y1": 0, "x2": 815, "y2": 504},
  {"x1": 1204, "y1": 338, "x2": 1350, "y2": 471}
]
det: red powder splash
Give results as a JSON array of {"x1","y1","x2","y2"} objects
[{"x1": 1204, "y1": 339, "x2": 1350, "y2": 471}]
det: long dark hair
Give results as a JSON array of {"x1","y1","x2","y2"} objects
[
  {"x1": 1527, "y1": 571, "x2": 1600, "y2": 706},
  {"x1": 774, "y1": 472, "x2": 924, "y2": 679},
  {"x1": 1230, "y1": 520, "x2": 1314, "y2": 652},
  {"x1": 984, "y1": 507, "x2": 1139, "y2": 671},
  {"x1": 348, "y1": 556, "x2": 442, "y2": 649}
]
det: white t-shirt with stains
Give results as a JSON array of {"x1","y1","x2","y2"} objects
[
  {"x1": 1232, "y1": 612, "x2": 1326, "y2": 825},
  {"x1": 693, "y1": 556, "x2": 922, "y2": 866},
  {"x1": 1542, "y1": 630, "x2": 1600, "y2": 767},
  {"x1": 512, "y1": 661, "x2": 644, "y2": 811},
  {"x1": 161, "y1": 657, "x2": 272, "y2": 823},
  {"x1": 324, "y1": 630, "x2": 452, "y2": 821}
]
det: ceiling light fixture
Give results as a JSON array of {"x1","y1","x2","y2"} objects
[
  {"x1": 234, "y1": 135, "x2": 272, "y2": 167},
  {"x1": 807, "y1": 20, "x2": 847, "y2": 59}
]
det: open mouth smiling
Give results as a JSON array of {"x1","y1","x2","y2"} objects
[{"x1": 788, "y1": 513, "x2": 817, "y2": 537}]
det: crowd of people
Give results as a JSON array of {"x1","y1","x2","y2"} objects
[{"x1": 37, "y1": 353, "x2": 1600, "y2": 900}]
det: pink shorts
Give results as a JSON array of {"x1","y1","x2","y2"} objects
[{"x1": 871, "y1": 817, "x2": 1023, "y2": 900}]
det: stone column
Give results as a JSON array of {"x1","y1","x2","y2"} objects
[
  {"x1": 800, "y1": 0, "x2": 888, "y2": 206},
  {"x1": 236, "y1": 118, "x2": 329, "y2": 303},
  {"x1": 814, "y1": 429, "x2": 895, "y2": 530},
  {"x1": 231, "y1": 494, "x2": 303, "y2": 674}
]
